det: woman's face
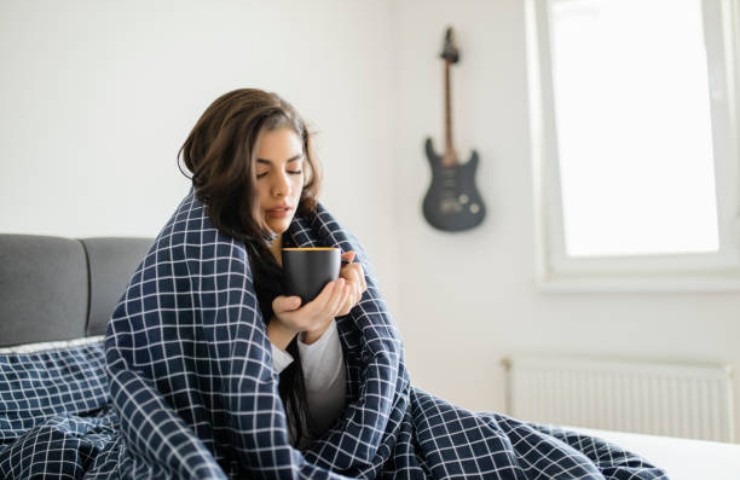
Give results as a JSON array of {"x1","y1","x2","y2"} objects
[{"x1": 254, "y1": 127, "x2": 305, "y2": 235}]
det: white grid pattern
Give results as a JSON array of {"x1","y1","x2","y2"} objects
[{"x1": 1, "y1": 191, "x2": 667, "y2": 479}]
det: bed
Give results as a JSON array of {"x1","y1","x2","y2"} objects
[
  {"x1": 1, "y1": 232, "x2": 739, "y2": 478},
  {"x1": 571, "y1": 427, "x2": 740, "y2": 480}
]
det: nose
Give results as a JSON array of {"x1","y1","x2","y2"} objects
[{"x1": 271, "y1": 170, "x2": 291, "y2": 198}]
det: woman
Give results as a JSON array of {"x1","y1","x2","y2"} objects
[
  {"x1": 178, "y1": 89, "x2": 365, "y2": 448},
  {"x1": 105, "y1": 88, "x2": 666, "y2": 479}
]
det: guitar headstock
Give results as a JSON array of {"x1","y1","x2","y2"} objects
[{"x1": 440, "y1": 27, "x2": 460, "y2": 64}]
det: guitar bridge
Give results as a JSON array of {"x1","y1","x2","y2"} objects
[{"x1": 441, "y1": 199, "x2": 463, "y2": 213}]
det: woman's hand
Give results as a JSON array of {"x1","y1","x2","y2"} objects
[
  {"x1": 270, "y1": 278, "x2": 351, "y2": 347},
  {"x1": 337, "y1": 251, "x2": 367, "y2": 317}
]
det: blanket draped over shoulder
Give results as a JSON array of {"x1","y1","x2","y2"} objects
[{"x1": 104, "y1": 191, "x2": 667, "y2": 479}]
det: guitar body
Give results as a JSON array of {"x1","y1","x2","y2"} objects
[{"x1": 423, "y1": 138, "x2": 486, "y2": 232}]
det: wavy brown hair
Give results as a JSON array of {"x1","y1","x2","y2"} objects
[
  {"x1": 178, "y1": 88, "x2": 322, "y2": 242},
  {"x1": 178, "y1": 88, "x2": 323, "y2": 446}
]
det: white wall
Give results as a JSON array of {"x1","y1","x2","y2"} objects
[
  {"x1": 391, "y1": 0, "x2": 740, "y2": 443},
  {"x1": 0, "y1": 0, "x2": 399, "y2": 311},
  {"x1": 2, "y1": 0, "x2": 739, "y2": 443}
]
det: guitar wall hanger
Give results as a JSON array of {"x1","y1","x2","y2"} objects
[{"x1": 423, "y1": 26, "x2": 486, "y2": 232}]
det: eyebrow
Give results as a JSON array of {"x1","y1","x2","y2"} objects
[{"x1": 256, "y1": 154, "x2": 304, "y2": 165}]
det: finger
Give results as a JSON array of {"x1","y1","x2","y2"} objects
[
  {"x1": 340, "y1": 257, "x2": 357, "y2": 275},
  {"x1": 356, "y1": 264, "x2": 367, "y2": 292},
  {"x1": 339, "y1": 266, "x2": 362, "y2": 313},
  {"x1": 340, "y1": 262, "x2": 359, "y2": 287},
  {"x1": 353, "y1": 274, "x2": 362, "y2": 303},
  {"x1": 347, "y1": 263, "x2": 365, "y2": 294},
  {"x1": 338, "y1": 297, "x2": 352, "y2": 317},
  {"x1": 340, "y1": 278, "x2": 356, "y2": 315},
  {"x1": 340, "y1": 283, "x2": 354, "y2": 316},
  {"x1": 308, "y1": 280, "x2": 339, "y2": 312},
  {"x1": 272, "y1": 295, "x2": 302, "y2": 314},
  {"x1": 340, "y1": 251, "x2": 356, "y2": 264},
  {"x1": 327, "y1": 279, "x2": 349, "y2": 317},
  {"x1": 318, "y1": 277, "x2": 342, "y2": 313}
]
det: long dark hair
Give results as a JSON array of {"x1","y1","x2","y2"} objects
[{"x1": 178, "y1": 88, "x2": 322, "y2": 445}]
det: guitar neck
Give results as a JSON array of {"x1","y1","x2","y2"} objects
[{"x1": 443, "y1": 61, "x2": 456, "y2": 166}]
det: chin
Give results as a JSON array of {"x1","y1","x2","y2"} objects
[{"x1": 266, "y1": 219, "x2": 291, "y2": 235}]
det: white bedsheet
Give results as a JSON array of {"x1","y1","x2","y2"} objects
[{"x1": 571, "y1": 427, "x2": 740, "y2": 480}]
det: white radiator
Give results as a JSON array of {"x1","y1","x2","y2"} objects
[{"x1": 503, "y1": 355, "x2": 735, "y2": 442}]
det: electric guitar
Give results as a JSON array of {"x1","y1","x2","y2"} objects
[{"x1": 423, "y1": 27, "x2": 486, "y2": 232}]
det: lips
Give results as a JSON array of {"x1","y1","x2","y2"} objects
[{"x1": 266, "y1": 205, "x2": 293, "y2": 219}]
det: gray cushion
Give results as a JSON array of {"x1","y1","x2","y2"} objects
[
  {"x1": 81, "y1": 237, "x2": 151, "y2": 336},
  {"x1": 0, "y1": 235, "x2": 88, "y2": 346}
]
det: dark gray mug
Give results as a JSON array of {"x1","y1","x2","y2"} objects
[{"x1": 282, "y1": 247, "x2": 341, "y2": 304}]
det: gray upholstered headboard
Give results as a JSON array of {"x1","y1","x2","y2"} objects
[{"x1": 0, "y1": 234, "x2": 153, "y2": 347}]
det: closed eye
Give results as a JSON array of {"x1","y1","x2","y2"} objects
[{"x1": 255, "y1": 170, "x2": 302, "y2": 179}]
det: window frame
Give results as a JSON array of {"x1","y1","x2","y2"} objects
[{"x1": 526, "y1": 0, "x2": 740, "y2": 292}]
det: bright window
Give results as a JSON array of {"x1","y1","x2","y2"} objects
[{"x1": 526, "y1": 0, "x2": 740, "y2": 290}]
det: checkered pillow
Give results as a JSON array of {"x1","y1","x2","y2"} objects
[{"x1": 0, "y1": 336, "x2": 109, "y2": 443}]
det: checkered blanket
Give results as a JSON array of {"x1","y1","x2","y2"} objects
[{"x1": 0, "y1": 190, "x2": 668, "y2": 479}]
